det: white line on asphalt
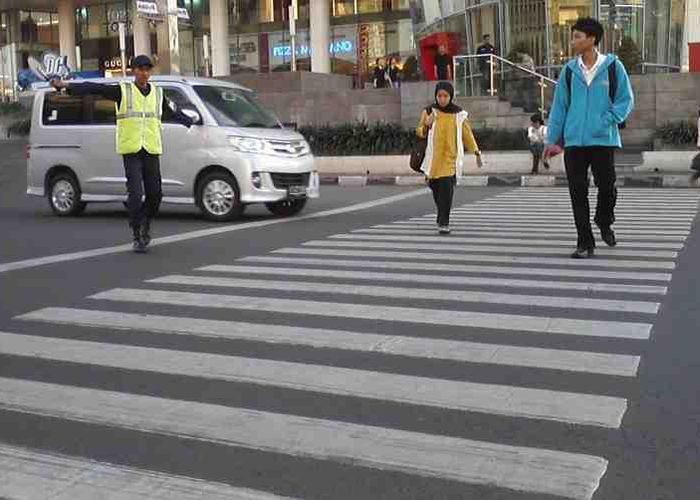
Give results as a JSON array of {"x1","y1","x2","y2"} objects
[
  {"x1": 384, "y1": 222, "x2": 691, "y2": 236},
  {"x1": 0, "y1": 377, "x2": 609, "y2": 500},
  {"x1": 356, "y1": 228, "x2": 688, "y2": 242},
  {"x1": 452, "y1": 209, "x2": 697, "y2": 216},
  {"x1": 241, "y1": 255, "x2": 673, "y2": 281},
  {"x1": 275, "y1": 247, "x2": 676, "y2": 270},
  {"x1": 466, "y1": 203, "x2": 699, "y2": 208},
  {"x1": 0, "y1": 443, "x2": 294, "y2": 500},
  {"x1": 418, "y1": 214, "x2": 695, "y2": 221},
  {"x1": 196, "y1": 265, "x2": 667, "y2": 295},
  {"x1": 0, "y1": 332, "x2": 628, "y2": 427},
  {"x1": 0, "y1": 189, "x2": 428, "y2": 274},
  {"x1": 311, "y1": 239, "x2": 678, "y2": 259},
  {"x1": 409, "y1": 217, "x2": 692, "y2": 228},
  {"x1": 153, "y1": 275, "x2": 660, "y2": 314},
  {"x1": 90, "y1": 288, "x2": 653, "y2": 339},
  {"x1": 17, "y1": 308, "x2": 640, "y2": 376}
]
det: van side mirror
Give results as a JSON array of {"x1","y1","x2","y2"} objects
[{"x1": 182, "y1": 108, "x2": 201, "y2": 124}]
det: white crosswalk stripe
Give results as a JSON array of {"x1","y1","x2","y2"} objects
[
  {"x1": 0, "y1": 443, "x2": 295, "y2": 500},
  {"x1": 4, "y1": 187, "x2": 696, "y2": 500}
]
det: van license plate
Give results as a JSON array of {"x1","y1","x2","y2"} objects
[{"x1": 288, "y1": 185, "x2": 306, "y2": 198}]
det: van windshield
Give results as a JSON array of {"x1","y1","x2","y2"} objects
[{"x1": 193, "y1": 85, "x2": 281, "y2": 129}]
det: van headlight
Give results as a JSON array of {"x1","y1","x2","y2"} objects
[{"x1": 228, "y1": 136, "x2": 267, "y2": 153}]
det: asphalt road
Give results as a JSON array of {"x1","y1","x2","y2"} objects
[{"x1": 1, "y1": 140, "x2": 700, "y2": 500}]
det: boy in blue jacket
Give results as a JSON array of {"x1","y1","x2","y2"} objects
[{"x1": 545, "y1": 17, "x2": 634, "y2": 258}]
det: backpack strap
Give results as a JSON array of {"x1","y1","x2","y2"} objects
[
  {"x1": 565, "y1": 66, "x2": 572, "y2": 97},
  {"x1": 607, "y1": 60, "x2": 618, "y2": 103}
]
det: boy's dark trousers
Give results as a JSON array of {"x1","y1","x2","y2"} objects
[
  {"x1": 428, "y1": 175, "x2": 456, "y2": 226},
  {"x1": 123, "y1": 148, "x2": 162, "y2": 230},
  {"x1": 564, "y1": 147, "x2": 617, "y2": 249}
]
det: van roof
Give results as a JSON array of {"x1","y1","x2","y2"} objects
[{"x1": 33, "y1": 75, "x2": 251, "y2": 92}]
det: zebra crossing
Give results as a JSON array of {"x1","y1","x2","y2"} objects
[{"x1": 2, "y1": 187, "x2": 699, "y2": 499}]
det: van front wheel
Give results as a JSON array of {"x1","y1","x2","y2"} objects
[
  {"x1": 266, "y1": 197, "x2": 307, "y2": 217},
  {"x1": 48, "y1": 173, "x2": 87, "y2": 216},
  {"x1": 197, "y1": 172, "x2": 244, "y2": 221}
]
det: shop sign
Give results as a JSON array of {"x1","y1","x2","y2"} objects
[
  {"x1": 136, "y1": 0, "x2": 159, "y2": 16},
  {"x1": 271, "y1": 40, "x2": 354, "y2": 58}
]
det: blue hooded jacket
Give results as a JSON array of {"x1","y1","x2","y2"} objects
[{"x1": 546, "y1": 54, "x2": 634, "y2": 148}]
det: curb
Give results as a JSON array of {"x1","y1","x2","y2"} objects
[{"x1": 320, "y1": 174, "x2": 699, "y2": 188}]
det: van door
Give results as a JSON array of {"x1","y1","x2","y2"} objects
[
  {"x1": 81, "y1": 93, "x2": 124, "y2": 197},
  {"x1": 35, "y1": 92, "x2": 88, "y2": 192},
  {"x1": 159, "y1": 86, "x2": 206, "y2": 201}
]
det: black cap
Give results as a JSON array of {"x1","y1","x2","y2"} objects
[{"x1": 131, "y1": 55, "x2": 153, "y2": 69}]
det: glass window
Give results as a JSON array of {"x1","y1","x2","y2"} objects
[
  {"x1": 89, "y1": 96, "x2": 117, "y2": 124},
  {"x1": 42, "y1": 93, "x2": 86, "y2": 126},
  {"x1": 162, "y1": 87, "x2": 200, "y2": 123},
  {"x1": 193, "y1": 85, "x2": 280, "y2": 128}
]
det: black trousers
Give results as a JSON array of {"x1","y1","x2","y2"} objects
[
  {"x1": 428, "y1": 175, "x2": 456, "y2": 227},
  {"x1": 123, "y1": 148, "x2": 162, "y2": 229},
  {"x1": 564, "y1": 147, "x2": 617, "y2": 249},
  {"x1": 530, "y1": 143, "x2": 544, "y2": 173}
]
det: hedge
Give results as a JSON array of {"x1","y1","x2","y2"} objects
[
  {"x1": 655, "y1": 121, "x2": 699, "y2": 146},
  {"x1": 298, "y1": 122, "x2": 528, "y2": 156}
]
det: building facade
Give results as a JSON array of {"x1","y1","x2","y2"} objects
[{"x1": 0, "y1": 0, "x2": 695, "y2": 99}]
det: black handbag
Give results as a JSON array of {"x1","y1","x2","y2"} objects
[
  {"x1": 409, "y1": 106, "x2": 433, "y2": 172},
  {"x1": 409, "y1": 137, "x2": 427, "y2": 172}
]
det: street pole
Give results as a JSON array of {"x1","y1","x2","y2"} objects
[
  {"x1": 118, "y1": 22, "x2": 127, "y2": 77},
  {"x1": 203, "y1": 33, "x2": 210, "y2": 77},
  {"x1": 289, "y1": 0, "x2": 298, "y2": 72},
  {"x1": 166, "y1": 0, "x2": 181, "y2": 75}
]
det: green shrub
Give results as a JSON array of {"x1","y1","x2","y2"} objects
[
  {"x1": 298, "y1": 122, "x2": 528, "y2": 156},
  {"x1": 0, "y1": 102, "x2": 24, "y2": 115},
  {"x1": 655, "y1": 121, "x2": 698, "y2": 146},
  {"x1": 7, "y1": 117, "x2": 30, "y2": 137}
]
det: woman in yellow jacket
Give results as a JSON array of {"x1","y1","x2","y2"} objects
[{"x1": 416, "y1": 82, "x2": 482, "y2": 234}]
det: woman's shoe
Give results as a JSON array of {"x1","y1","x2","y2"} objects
[{"x1": 438, "y1": 225, "x2": 451, "y2": 235}]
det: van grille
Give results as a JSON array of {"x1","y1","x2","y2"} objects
[{"x1": 270, "y1": 173, "x2": 310, "y2": 188}]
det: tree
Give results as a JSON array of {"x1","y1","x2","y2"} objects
[{"x1": 617, "y1": 36, "x2": 642, "y2": 74}]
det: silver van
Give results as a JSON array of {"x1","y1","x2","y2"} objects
[{"x1": 27, "y1": 76, "x2": 319, "y2": 221}]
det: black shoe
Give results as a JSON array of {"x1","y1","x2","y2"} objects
[
  {"x1": 132, "y1": 227, "x2": 148, "y2": 253},
  {"x1": 600, "y1": 227, "x2": 617, "y2": 247},
  {"x1": 543, "y1": 162, "x2": 550, "y2": 170},
  {"x1": 530, "y1": 170, "x2": 538, "y2": 175},
  {"x1": 571, "y1": 247, "x2": 594, "y2": 259},
  {"x1": 141, "y1": 220, "x2": 151, "y2": 247}
]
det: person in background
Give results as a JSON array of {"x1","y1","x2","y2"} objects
[
  {"x1": 690, "y1": 109, "x2": 700, "y2": 184},
  {"x1": 373, "y1": 58, "x2": 391, "y2": 89},
  {"x1": 544, "y1": 17, "x2": 634, "y2": 258},
  {"x1": 50, "y1": 55, "x2": 195, "y2": 253},
  {"x1": 527, "y1": 113, "x2": 549, "y2": 174},
  {"x1": 416, "y1": 81, "x2": 483, "y2": 235},
  {"x1": 388, "y1": 57, "x2": 401, "y2": 89},
  {"x1": 433, "y1": 45, "x2": 452, "y2": 81},
  {"x1": 477, "y1": 35, "x2": 497, "y2": 95}
]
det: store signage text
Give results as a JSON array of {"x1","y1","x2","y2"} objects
[{"x1": 272, "y1": 40, "x2": 354, "y2": 58}]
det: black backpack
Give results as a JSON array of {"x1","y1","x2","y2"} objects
[{"x1": 565, "y1": 61, "x2": 626, "y2": 129}]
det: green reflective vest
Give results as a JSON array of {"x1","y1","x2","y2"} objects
[{"x1": 115, "y1": 81, "x2": 163, "y2": 155}]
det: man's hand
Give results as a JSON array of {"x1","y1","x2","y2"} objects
[
  {"x1": 543, "y1": 144, "x2": 562, "y2": 161},
  {"x1": 50, "y1": 79, "x2": 67, "y2": 91}
]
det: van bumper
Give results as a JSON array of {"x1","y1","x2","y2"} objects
[{"x1": 27, "y1": 186, "x2": 45, "y2": 197}]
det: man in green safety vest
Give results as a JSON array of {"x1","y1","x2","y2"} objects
[{"x1": 51, "y1": 55, "x2": 194, "y2": 253}]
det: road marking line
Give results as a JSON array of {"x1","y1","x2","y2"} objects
[
  {"x1": 0, "y1": 189, "x2": 428, "y2": 274},
  {"x1": 383, "y1": 223, "x2": 690, "y2": 236},
  {"x1": 0, "y1": 332, "x2": 628, "y2": 427},
  {"x1": 156, "y1": 274, "x2": 660, "y2": 314},
  {"x1": 0, "y1": 377, "x2": 609, "y2": 500},
  {"x1": 90, "y1": 288, "x2": 653, "y2": 339},
  {"x1": 0, "y1": 443, "x2": 294, "y2": 500},
  {"x1": 17, "y1": 308, "x2": 640, "y2": 376},
  {"x1": 305, "y1": 239, "x2": 678, "y2": 259},
  {"x1": 241, "y1": 255, "x2": 673, "y2": 281}
]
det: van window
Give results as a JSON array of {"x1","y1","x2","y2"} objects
[
  {"x1": 162, "y1": 87, "x2": 199, "y2": 123},
  {"x1": 42, "y1": 93, "x2": 87, "y2": 126},
  {"x1": 90, "y1": 96, "x2": 117, "y2": 124}
]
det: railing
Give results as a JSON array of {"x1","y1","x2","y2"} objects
[{"x1": 452, "y1": 54, "x2": 559, "y2": 118}]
